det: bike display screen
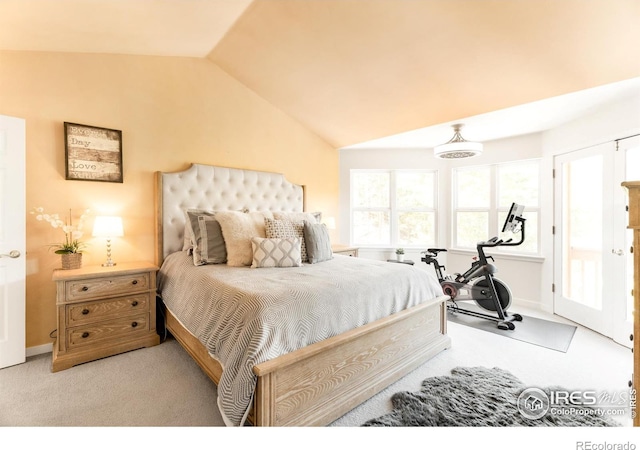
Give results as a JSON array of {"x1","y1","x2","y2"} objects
[{"x1": 502, "y1": 202, "x2": 525, "y2": 233}]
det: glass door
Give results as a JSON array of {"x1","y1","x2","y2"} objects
[{"x1": 554, "y1": 137, "x2": 640, "y2": 346}]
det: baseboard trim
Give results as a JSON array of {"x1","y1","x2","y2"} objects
[
  {"x1": 512, "y1": 297, "x2": 552, "y2": 314},
  {"x1": 27, "y1": 342, "x2": 52, "y2": 358}
]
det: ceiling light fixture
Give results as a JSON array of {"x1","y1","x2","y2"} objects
[{"x1": 434, "y1": 124, "x2": 483, "y2": 159}]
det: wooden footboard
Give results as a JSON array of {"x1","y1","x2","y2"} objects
[{"x1": 164, "y1": 295, "x2": 450, "y2": 427}]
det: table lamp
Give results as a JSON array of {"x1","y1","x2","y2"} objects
[{"x1": 92, "y1": 216, "x2": 124, "y2": 267}]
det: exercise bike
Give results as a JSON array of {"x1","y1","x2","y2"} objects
[{"x1": 421, "y1": 203, "x2": 526, "y2": 330}]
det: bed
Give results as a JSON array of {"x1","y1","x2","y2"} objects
[{"x1": 154, "y1": 163, "x2": 451, "y2": 426}]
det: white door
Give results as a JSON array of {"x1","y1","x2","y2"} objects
[
  {"x1": 0, "y1": 115, "x2": 26, "y2": 369},
  {"x1": 554, "y1": 137, "x2": 640, "y2": 347}
]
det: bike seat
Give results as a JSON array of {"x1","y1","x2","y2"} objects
[{"x1": 427, "y1": 248, "x2": 448, "y2": 254}]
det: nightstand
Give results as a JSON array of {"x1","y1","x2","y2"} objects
[
  {"x1": 332, "y1": 244, "x2": 359, "y2": 257},
  {"x1": 51, "y1": 261, "x2": 160, "y2": 372},
  {"x1": 387, "y1": 259, "x2": 415, "y2": 265}
]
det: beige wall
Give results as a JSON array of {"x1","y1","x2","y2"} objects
[{"x1": 0, "y1": 51, "x2": 338, "y2": 349}]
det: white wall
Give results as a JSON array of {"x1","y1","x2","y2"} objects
[{"x1": 339, "y1": 92, "x2": 640, "y2": 312}]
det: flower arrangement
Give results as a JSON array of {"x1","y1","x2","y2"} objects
[{"x1": 31, "y1": 207, "x2": 90, "y2": 254}]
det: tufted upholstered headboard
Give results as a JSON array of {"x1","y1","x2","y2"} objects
[{"x1": 155, "y1": 163, "x2": 305, "y2": 265}]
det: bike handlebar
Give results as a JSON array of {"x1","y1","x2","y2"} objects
[{"x1": 478, "y1": 237, "x2": 503, "y2": 247}]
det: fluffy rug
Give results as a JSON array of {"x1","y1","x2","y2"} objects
[{"x1": 363, "y1": 367, "x2": 621, "y2": 427}]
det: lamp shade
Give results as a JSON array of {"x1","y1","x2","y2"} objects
[
  {"x1": 434, "y1": 124, "x2": 483, "y2": 159},
  {"x1": 92, "y1": 216, "x2": 124, "y2": 238},
  {"x1": 323, "y1": 216, "x2": 336, "y2": 230}
]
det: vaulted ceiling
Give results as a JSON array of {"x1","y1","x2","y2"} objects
[{"x1": 1, "y1": 0, "x2": 639, "y2": 148}]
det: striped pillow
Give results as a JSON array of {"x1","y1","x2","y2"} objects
[
  {"x1": 251, "y1": 237, "x2": 302, "y2": 268},
  {"x1": 192, "y1": 215, "x2": 227, "y2": 266}
]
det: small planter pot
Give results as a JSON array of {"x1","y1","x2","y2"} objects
[
  {"x1": 61, "y1": 253, "x2": 82, "y2": 270},
  {"x1": 396, "y1": 254, "x2": 404, "y2": 262}
]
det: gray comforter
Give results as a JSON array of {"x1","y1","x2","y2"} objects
[{"x1": 157, "y1": 251, "x2": 444, "y2": 426}]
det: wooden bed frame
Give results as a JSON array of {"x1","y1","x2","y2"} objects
[{"x1": 155, "y1": 164, "x2": 451, "y2": 426}]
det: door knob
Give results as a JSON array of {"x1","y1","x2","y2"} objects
[{"x1": 0, "y1": 250, "x2": 20, "y2": 258}]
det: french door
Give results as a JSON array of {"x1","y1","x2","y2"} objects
[{"x1": 554, "y1": 136, "x2": 640, "y2": 347}]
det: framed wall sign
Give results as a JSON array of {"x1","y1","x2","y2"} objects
[{"x1": 64, "y1": 122, "x2": 123, "y2": 183}]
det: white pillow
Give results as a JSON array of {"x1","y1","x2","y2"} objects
[
  {"x1": 273, "y1": 211, "x2": 321, "y2": 224},
  {"x1": 251, "y1": 237, "x2": 302, "y2": 268},
  {"x1": 216, "y1": 211, "x2": 274, "y2": 266}
]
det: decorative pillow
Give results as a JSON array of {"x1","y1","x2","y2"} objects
[
  {"x1": 183, "y1": 207, "x2": 247, "y2": 252},
  {"x1": 273, "y1": 211, "x2": 321, "y2": 224},
  {"x1": 216, "y1": 210, "x2": 274, "y2": 266},
  {"x1": 251, "y1": 237, "x2": 302, "y2": 268},
  {"x1": 303, "y1": 221, "x2": 333, "y2": 264},
  {"x1": 192, "y1": 215, "x2": 227, "y2": 266},
  {"x1": 183, "y1": 208, "x2": 216, "y2": 252},
  {"x1": 265, "y1": 218, "x2": 307, "y2": 262}
]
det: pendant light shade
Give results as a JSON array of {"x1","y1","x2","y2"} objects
[{"x1": 434, "y1": 124, "x2": 483, "y2": 159}]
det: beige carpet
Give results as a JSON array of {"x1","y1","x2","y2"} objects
[
  {"x1": 0, "y1": 306, "x2": 634, "y2": 438},
  {"x1": 0, "y1": 337, "x2": 222, "y2": 426}
]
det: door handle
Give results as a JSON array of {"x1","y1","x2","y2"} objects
[{"x1": 0, "y1": 250, "x2": 20, "y2": 258}]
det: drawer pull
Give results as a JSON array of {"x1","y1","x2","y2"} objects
[
  {"x1": 131, "y1": 321, "x2": 138, "y2": 328},
  {"x1": 81, "y1": 286, "x2": 89, "y2": 291},
  {"x1": 81, "y1": 309, "x2": 89, "y2": 315},
  {"x1": 131, "y1": 301, "x2": 138, "y2": 307},
  {"x1": 132, "y1": 280, "x2": 138, "y2": 285},
  {"x1": 81, "y1": 332, "x2": 89, "y2": 338}
]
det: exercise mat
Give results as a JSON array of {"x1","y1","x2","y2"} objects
[{"x1": 447, "y1": 304, "x2": 577, "y2": 352}]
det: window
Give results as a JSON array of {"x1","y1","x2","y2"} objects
[
  {"x1": 351, "y1": 170, "x2": 437, "y2": 248},
  {"x1": 453, "y1": 159, "x2": 540, "y2": 254}
]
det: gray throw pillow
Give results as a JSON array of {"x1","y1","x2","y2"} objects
[
  {"x1": 191, "y1": 213, "x2": 227, "y2": 265},
  {"x1": 303, "y1": 221, "x2": 333, "y2": 264}
]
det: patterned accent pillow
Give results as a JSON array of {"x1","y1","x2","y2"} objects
[
  {"x1": 192, "y1": 215, "x2": 227, "y2": 266},
  {"x1": 251, "y1": 237, "x2": 302, "y2": 268},
  {"x1": 303, "y1": 221, "x2": 333, "y2": 264},
  {"x1": 265, "y1": 218, "x2": 308, "y2": 262},
  {"x1": 216, "y1": 211, "x2": 274, "y2": 266}
]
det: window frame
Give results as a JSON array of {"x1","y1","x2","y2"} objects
[
  {"x1": 350, "y1": 169, "x2": 438, "y2": 249},
  {"x1": 452, "y1": 158, "x2": 541, "y2": 256}
]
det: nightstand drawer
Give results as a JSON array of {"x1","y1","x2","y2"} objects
[
  {"x1": 67, "y1": 314, "x2": 149, "y2": 348},
  {"x1": 65, "y1": 272, "x2": 151, "y2": 302},
  {"x1": 67, "y1": 293, "x2": 151, "y2": 326}
]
